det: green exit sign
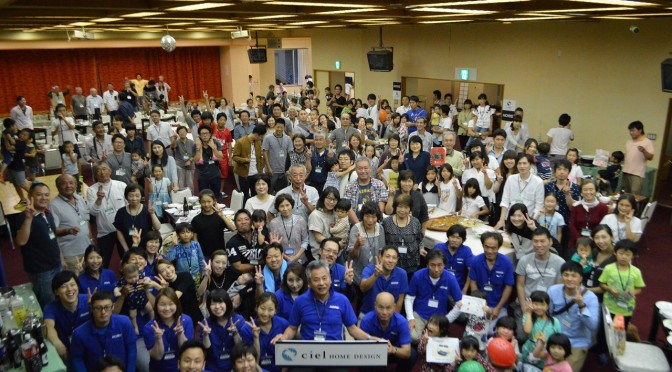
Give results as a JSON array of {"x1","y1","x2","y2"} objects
[
  {"x1": 460, "y1": 69, "x2": 469, "y2": 80},
  {"x1": 335, "y1": 60, "x2": 341, "y2": 70}
]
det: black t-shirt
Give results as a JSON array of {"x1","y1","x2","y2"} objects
[
  {"x1": 9, "y1": 141, "x2": 26, "y2": 171},
  {"x1": 194, "y1": 143, "x2": 222, "y2": 180},
  {"x1": 191, "y1": 212, "x2": 226, "y2": 258},
  {"x1": 17, "y1": 212, "x2": 61, "y2": 273},
  {"x1": 333, "y1": 96, "x2": 347, "y2": 117},
  {"x1": 226, "y1": 232, "x2": 265, "y2": 266},
  {"x1": 169, "y1": 272, "x2": 203, "y2": 323},
  {"x1": 119, "y1": 89, "x2": 138, "y2": 108},
  {"x1": 113, "y1": 206, "x2": 154, "y2": 248}
]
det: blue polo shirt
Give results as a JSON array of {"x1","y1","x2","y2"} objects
[
  {"x1": 433, "y1": 243, "x2": 474, "y2": 289},
  {"x1": 43, "y1": 294, "x2": 91, "y2": 349},
  {"x1": 359, "y1": 311, "x2": 411, "y2": 348},
  {"x1": 143, "y1": 314, "x2": 194, "y2": 371},
  {"x1": 330, "y1": 263, "x2": 348, "y2": 294},
  {"x1": 408, "y1": 268, "x2": 463, "y2": 320},
  {"x1": 360, "y1": 265, "x2": 408, "y2": 314},
  {"x1": 201, "y1": 313, "x2": 253, "y2": 372},
  {"x1": 468, "y1": 253, "x2": 515, "y2": 308},
  {"x1": 275, "y1": 289, "x2": 296, "y2": 320},
  {"x1": 71, "y1": 314, "x2": 137, "y2": 372},
  {"x1": 257, "y1": 315, "x2": 290, "y2": 372},
  {"x1": 403, "y1": 151, "x2": 431, "y2": 184},
  {"x1": 78, "y1": 269, "x2": 117, "y2": 295},
  {"x1": 407, "y1": 108, "x2": 428, "y2": 133},
  {"x1": 289, "y1": 288, "x2": 357, "y2": 341}
]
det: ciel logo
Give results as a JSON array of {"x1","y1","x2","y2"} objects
[{"x1": 282, "y1": 348, "x2": 298, "y2": 361}]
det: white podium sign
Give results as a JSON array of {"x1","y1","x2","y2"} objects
[{"x1": 275, "y1": 340, "x2": 388, "y2": 367}]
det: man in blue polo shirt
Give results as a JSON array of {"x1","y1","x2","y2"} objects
[
  {"x1": 44, "y1": 271, "x2": 91, "y2": 362},
  {"x1": 272, "y1": 260, "x2": 372, "y2": 371},
  {"x1": 360, "y1": 292, "x2": 417, "y2": 372},
  {"x1": 405, "y1": 249, "x2": 462, "y2": 342},
  {"x1": 319, "y1": 238, "x2": 356, "y2": 301},
  {"x1": 71, "y1": 291, "x2": 137, "y2": 372},
  {"x1": 406, "y1": 95, "x2": 427, "y2": 134},
  {"x1": 469, "y1": 231, "x2": 514, "y2": 333},
  {"x1": 433, "y1": 224, "x2": 474, "y2": 293},
  {"x1": 359, "y1": 246, "x2": 408, "y2": 317}
]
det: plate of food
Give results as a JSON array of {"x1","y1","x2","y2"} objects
[{"x1": 426, "y1": 215, "x2": 464, "y2": 232}]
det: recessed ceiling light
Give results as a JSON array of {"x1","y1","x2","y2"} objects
[
  {"x1": 313, "y1": 8, "x2": 385, "y2": 15},
  {"x1": 91, "y1": 17, "x2": 123, "y2": 22},
  {"x1": 247, "y1": 14, "x2": 297, "y2": 20},
  {"x1": 69, "y1": 22, "x2": 95, "y2": 26},
  {"x1": 412, "y1": 7, "x2": 496, "y2": 15},
  {"x1": 141, "y1": 25, "x2": 162, "y2": 27},
  {"x1": 167, "y1": 22, "x2": 194, "y2": 26},
  {"x1": 201, "y1": 19, "x2": 237, "y2": 23},
  {"x1": 567, "y1": 0, "x2": 656, "y2": 6},
  {"x1": 497, "y1": 15, "x2": 571, "y2": 21},
  {"x1": 616, "y1": 12, "x2": 672, "y2": 16},
  {"x1": 315, "y1": 24, "x2": 344, "y2": 28},
  {"x1": 166, "y1": 3, "x2": 233, "y2": 11},
  {"x1": 533, "y1": 7, "x2": 633, "y2": 13},
  {"x1": 593, "y1": 15, "x2": 643, "y2": 18},
  {"x1": 345, "y1": 18, "x2": 393, "y2": 23},
  {"x1": 121, "y1": 12, "x2": 165, "y2": 18},
  {"x1": 417, "y1": 19, "x2": 472, "y2": 24},
  {"x1": 287, "y1": 20, "x2": 328, "y2": 25},
  {"x1": 264, "y1": 2, "x2": 381, "y2": 8},
  {"x1": 410, "y1": 0, "x2": 528, "y2": 7}
]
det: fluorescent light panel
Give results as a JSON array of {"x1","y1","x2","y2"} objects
[
  {"x1": 616, "y1": 12, "x2": 672, "y2": 16},
  {"x1": 567, "y1": 0, "x2": 657, "y2": 6},
  {"x1": 418, "y1": 19, "x2": 472, "y2": 24},
  {"x1": 247, "y1": 14, "x2": 297, "y2": 19},
  {"x1": 264, "y1": 2, "x2": 380, "y2": 8},
  {"x1": 91, "y1": 17, "x2": 123, "y2": 22},
  {"x1": 593, "y1": 15, "x2": 642, "y2": 18},
  {"x1": 410, "y1": 0, "x2": 528, "y2": 7},
  {"x1": 345, "y1": 18, "x2": 393, "y2": 22},
  {"x1": 313, "y1": 8, "x2": 385, "y2": 15},
  {"x1": 533, "y1": 7, "x2": 633, "y2": 13},
  {"x1": 201, "y1": 19, "x2": 236, "y2": 23},
  {"x1": 167, "y1": 22, "x2": 194, "y2": 25},
  {"x1": 497, "y1": 15, "x2": 571, "y2": 21},
  {"x1": 412, "y1": 7, "x2": 496, "y2": 14},
  {"x1": 416, "y1": 12, "x2": 493, "y2": 18},
  {"x1": 122, "y1": 12, "x2": 165, "y2": 18},
  {"x1": 166, "y1": 3, "x2": 233, "y2": 11},
  {"x1": 69, "y1": 22, "x2": 94, "y2": 26},
  {"x1": 287, "y1": 20, "x2": 327, "y2": 25}
]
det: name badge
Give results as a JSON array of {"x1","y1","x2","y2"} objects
[
  {"x1": 398, "y1": 246, "x2": 408, "y2": 254},
  {"x1": 314, "y1": 329, "x2": 327, "y2": 341},
  {"x1": 428, "y1": 299, "x2": 439, "y2": 308},
  {"x1": 279, "y1": 150, "x2": 285, "y2": 158},
  {"x1": 315, "y1": 167, "x2": 322, "y2": 174},
  {"x1": 250, "y1": 259, "x2": 259, "y2": 265},
  {"x1": 80, "y1": 219, "x2": 88, "y2": 226},
  {"x1": 581, "y1": 229, "x2": 591, "y2": 237},
  {"x1": 285, "y1": 247, "x2": 295, "y2": 256},
  {"x1": 261, "y1": 357, "x2": 272, "y2": 365},
  {"x1": 483, "y1": 284, "x2": 493, "y2": 292},
  {"x1": 617, "y1": 301, "x2": 629, "y2": 309},
  {"x1": 164, "y1": 351, "x2": 175, "y2": 360},
  {"x1": 105, "y1": 207, "x2": 115, "y2": 215},
  {"x1": 116, "y1": 169, "x2": 126, "y2": 176},
  {"x1": 49, "y1": 232, "x2": 56, "y2": 240},
  {"x1": 183, "y1": 155, "x2": 190, "y2": 160},
  {"x1": 128, "y1": 229, "x2": 135, "y2": 236},
  {"x1": 219, "y1": 353, "x2": 230, "y2": 360},
  {"x1": 79, "y1": 104, "x2": 84, "y2": 108},
  {"x1": 208, "y1": 160, "x2": 215, "y2": 165}
]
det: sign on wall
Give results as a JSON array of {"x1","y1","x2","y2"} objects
[
  {"x1": 275, "y1": 341, "x2": 388, "y2": 367},
  {"x1": 502, "y1": 99, "x2": 517, "y2": 121},
  {"x1": 393, "y1": 81, "x2": 402, "y2": 106}
]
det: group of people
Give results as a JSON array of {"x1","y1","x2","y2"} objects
[{"x1": 5, "y1": 78, "x2": 656, "y2": 372}]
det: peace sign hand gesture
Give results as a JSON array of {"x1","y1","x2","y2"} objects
[
  {"x1": 87, "y1": 287, "x2": 98, "y2": 304},
  {"x1": 344, "y1": 260, "x2": 354, "y2": 285},
  {"x1": 254, "y1": 265, "x2": 265, "y2": 287},
  {"x1": 156, "y1": 274, "x2": 169, "y2": 288},
  {"x1": 245, "y1": 317, "x2": 260, "y2": 339},
  {"x1": 227, "y1": 319, "x2": 240, "y2": 335},
  {"x1": 524, "y1": 213, "x2": 537, "y2": 230},
  {"x1": 24, "y1": 197, "x2": 35, "y2": 218},
  {"x1": 198, "y1": 319, "x2": 212, "y2": 336},
  {"x1": 76, "y1": 257, "x2": 85, "y2": 273},
  {"x1": 373, "y1": 256, "x2": 384, "y2": 277},
  {"x1": 131, "y1": 228, "x2": 143, "y2": 247},
  {"x1": 173, "y1": 316, "x2": 184, "y2": 335},
  {"x1": 203, "y1": 259, "x2": 212, "y2": 277},
  {"x1": 151, "y1": 321, "x2": 165, "y2": 339},
  {"x1": 148, "y1": 201, "x2": 156, "y2": 215}
]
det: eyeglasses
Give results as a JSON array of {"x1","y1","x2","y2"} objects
[
  {"x1": 322, "y1": 248, "x2": 339, "y2": 255},
  {"x1": 92, "y1": 305, "x2": 113, "y2": 313},
  {"x1": 325, "y1": 197, "x2": 338, "y2": 202}
]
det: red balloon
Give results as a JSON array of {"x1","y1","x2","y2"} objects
[
  {"x1": 379, "y1": 108, "x2": 387, "y2": 123},
  {"x1": 487, "y1": 337, "x2": 516, "y2": 368}
]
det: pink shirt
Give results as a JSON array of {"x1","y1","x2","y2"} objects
[
  {"x1": 622, "y1": 137, "x2": 653, "y2": 178},
  {"x1": 544, "y1": 354, "x2": 572, "y2": 372}
]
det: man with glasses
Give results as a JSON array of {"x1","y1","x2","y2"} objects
[
  {"x1": 319, "y1": 238, "x2": 355, "y2": 300},
  {"x1": 328, "y1": 113, "x2": 359, "y2": 151},
  {"x1": 71, "y1": 290, "x2": 137, "y2": 372}
]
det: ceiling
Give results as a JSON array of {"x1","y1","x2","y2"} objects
[{"x1": 1, "y1": 0, "x2": 671, "y2": 35}]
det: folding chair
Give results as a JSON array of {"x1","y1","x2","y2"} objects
[
  {"x1": 639, "y1": 201, "x2": 657, "y2": 251},
  {"x1": 603, "y1": 305, "x2": 669, "y2": 372},
  {"x1": 0, "y1": 202, "x2": 14, "y2": 250},
  {"x1": 230, "y1": 190, "x2": 244, "y2": 212}
]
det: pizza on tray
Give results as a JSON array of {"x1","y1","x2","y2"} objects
[{"x1": 426, "y1": 215, "x2": 482, "y2": 231}]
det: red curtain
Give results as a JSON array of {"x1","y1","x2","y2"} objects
[{"x1": 0, "y1": 46, "x2": 222, "y2": 114}]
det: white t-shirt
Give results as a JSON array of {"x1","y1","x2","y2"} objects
[
  {"x1": 472, "y1": 105, "x2": 494, "y2": 130},
  {"x1": 546, "y1": 127, "x2": 574, "y2": 156},
  {"x1": 244, "y1": 195, "x2": 275, "y2": 214},
  {"x1": 600, "y1": 213, "x2": 642, "y2": 242},
  {"x1": 568, "y1": 164, "x2": 584, "y2": 184},
  {"x1": 438, "y1": 180, "x2": 461, "y2": 213},
  {"x1": 249, "y1": 146, "x2": 258, "y2": 176},
  {"x1": 461, "y1": 167, "x2": 495, "y2": 200},
  {"x1": 50, "y1": 117, "x2": 77, "y2": 145},
  {"x1": 461, "y1": 196, "x2": 486, "y2": 217}
]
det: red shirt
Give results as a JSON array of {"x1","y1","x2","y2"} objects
[{"x1": 569, "y1": 202, "x2": 609, "y2": 248}]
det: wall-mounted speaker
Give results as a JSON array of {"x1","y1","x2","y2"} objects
[
  {"x1": 248, "y1": 48, "x2": 267, "y2": 64},
  {"x1": 367, "y1": 50, "x2": 393, "y2": 72},
  {"x1": 662, "y1": 58, "x2": 672, "y2": 93}
]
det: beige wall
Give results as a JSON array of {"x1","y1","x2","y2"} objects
[{"x1": 306, "y1": 19, "x2": 672, "y2": 167}]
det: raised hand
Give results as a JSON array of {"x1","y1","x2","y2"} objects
[
  {"x1": 245, "y1": 317, "x2": 260, "y2": 338},
  {"x1": 203, "y1": 91, "x2": 209, "y2": 99},
  {"x1": 151, "y1": 321, "x2": 165, "y2": 339},
  {"x1": 344, "y1": 260, "x2": 354, "y2": 285},
  {"x1": 254, "y1": 265, "x2": 264, "y2": 287},
  {"x1": 173, "y1": 316, "x2": 184, "y2": 335},
  {"x1": 178, "y1": 96, "x2": 185, "y2": 104},
  {"x1": 198, "y1": 319, "x2": 211, "y2": 336},
  {"x1": 623, "y1": 210, "x2": 634, "y2": 223},
  {"x1": 203, "y1": 259, "x2": 212, "y2": 277},
  {"x1": 373, "y1": 256, "x2": 384, "y2": 277},
  {"x1": 24, "y1": 197, "x2": 35, "y2": 217},
  {"x1": 87, "y1": 287, "x2": 98, "y2": 304},
  {"x1": 148, "y1": 201, "x2": 156, "y2": 215},
  {"x1": 155, "y1": 274, "x2": 169, "y2": 288},
  {"x1": 269, "y1": 231, "x2": 282, "y2": 244},
  {"x1": 524, "y1": 213, "x2": 536, "y2": 230},
  {"x1": 131, "y1": 227, "x2": 142, "y2": 247},
  {"x1": 355, "y1": 233, "x2": 366, "y2": 247},
  {"x1": 76, "y1": 256, "x2": 85, "y2": 273},
  {"x1": 227, "y1": 319, "x2": 240, "y2": 335}
]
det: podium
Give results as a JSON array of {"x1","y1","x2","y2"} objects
[{"x1": 275, "y1": 340, "x2": 388, "y2": 367}]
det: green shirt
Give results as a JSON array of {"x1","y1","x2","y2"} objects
[{"x1": 599, "y1": 262, "x2": 645, "y2": 316}]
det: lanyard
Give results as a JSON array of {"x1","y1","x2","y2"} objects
[
  {"x1": 518, "y1": 176, "x2": 530, "y2": 195},
  {"x1": 330, "y1": 266, "x2": 343, "y2": 286},
  {"x1": 59, "y1": 195, "x2": 80, "y2": 215},
  {"x1": 112, "y1": 153, "x2": 124, "y2": 168},
  {"x1": 430, "y1": 274, "x2": 443, "y2": 299},
  {"x1": 533, "y1": 257, "x2": 550, "y2": 278},
  {"x1": 39, "y1": 212, "x2": 54, "y2": 234},
  {"x1": 179, "y1": 243, "x2": 193, "y2": 272},
  {"x1": 617, "y1": 266, "x2": 632, "y2": 291},
  {"x1": 364, "y1": 226, "x2": 378, "y2": 255},
  {"x1": 484, "y1": 255, "x2": 498, "y2": 285},
  {"x1": 584, "y1": 208, "x2": 592, "y2": 229},
  {"x1": 281, "y1": 215, "x2": 294, "y2": 243},
  {"x1": 154, "y1": 179, "x2": 164, "y2": 198},
  {"x1": 178, "y1": 140, "x2": 190, "y2": 157},
  {"x1": 313, "y1": 295, "x2": 329, "y2": 329},
  {"x1": 96, "y1": 328, "x2": 108, "y2": 357}
]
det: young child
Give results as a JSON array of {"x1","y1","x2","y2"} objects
[
  {"x1": 364, "y1": 144, "x2": 379, "y2": 173},
  {"x1": 381, "y1": 155, "x2": 400, "y2": 190},
  {"x1": 399, "y1": 114, "x2": 409, "y2": 151},
  {"x1": 460, "y1": 178, "x2": 489, "y2": 219},
  {"x1": 598, "y1": 150, "x2": 624, "y2": 194},
  {"x1": 417, "y1": 314, "x2": 452, "y2": 372},
  {"x1": 323, "y1": 157, "x2": 341, "y2": 190},
  {"x1": 61, "y1": 141, "x2": 82, "y2": 193},
  {"x1": 520, "y1": 291, "x2": 561, "y2": 370},
  {"x1": 565, "y1": 148, "x2": 584, "y2": 186},
  {"x1": 535, "y1": 142, "x2": 553, "y2": 181},
  {"x1": 251, "y1": 209, "x2": 268, "y2": 247},
  {"x1": 365, "y1": 118, "x2": 379, "y2": 143},
  {"x1": 487, "y1": 317, "x2": 520, "y2": 362},
  {"x1": 437, "y1": 164, "x2": 461, "y2": 213},
  {"x1": 447, "y1": 290, "x2": 491, "y2": 351},
  {"x1": 531, "y1": 333, "x2": 573, "y2": 372},
  {"x1": 148, "y1": 164, "x2": 172, "y2": 218},
  {"x1": 419, "y1": 166, "x2": 439, "y2": 206},
  {"x1": 172, "y1": 125, "x2": 195, "y2": 191},
  {"x1": 599, "y1": 239, "x2": 645, "y2": 328},
  {"x1": 113, "y1": 263, "x2": 154, "y2": 335},
  {"x1": 130, "y1": 149, "x2": 146, "y2": 185},
  {"x1": 0, "y1": 118, "x2": 18, "y2": 183},
  {"x1": 453, "y1": 336, "x2": 496, "y2": 372},
  {"x1": 23, "y1": 129, "x2": 43, "y2": 183},
  {"x1": 330, "y1": 199, "x2": 351, "y2": 242},
  {"x1": 535, "y1": 193, "x2": 565, "y2": 242},
  {"x1": 571, "y1": 237, "x2": 595, "y2": 285},
  {"x1": 166, "y1": 223, "x2": 206, "y2": 284}
]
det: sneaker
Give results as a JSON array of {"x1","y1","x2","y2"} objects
[{"x1": 14, "y1": 200, "x2": 26, "y2": 211}]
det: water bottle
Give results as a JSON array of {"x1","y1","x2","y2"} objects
[
  {"x1": 2, "y1": 312, "x2": 17, "y2": 334},
  {"x1": 10, "y1": 297, "x2": 25, "y2": 327},
  {"x1": 26, "y1": 297, "x2": 41, "y2": 319},
  {"x1": 21, "y1": 334, "x2": 41, "y2": 372},
  {"x1": 614, "y1": 314, "x2": 626, "y2": 356}
]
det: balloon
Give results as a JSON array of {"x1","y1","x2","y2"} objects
[
  {"x1": 486, "y1": 337, "x2": 516, "y2": 368},
  {"x1": 379, "y1": 108, "x2": 387, "y2": 123},
  {"x1": 458, "y1": 360, "x2": 486, "y2": 372},
  {"x1": 161, "y1": 35, "x2": 176, "y2": 52}
]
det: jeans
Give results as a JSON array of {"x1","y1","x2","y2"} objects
[
  {"x1": 98, "y1": 232, "x2": 124, "y2": 268},
  {"x1": 28, "y1": 266, "x2": 62, "y2": 308},
  {"x1": 198, "y1": 175, "x2": 220, "y2": 199},
  {"x1": 238, "y1": 174, "x2": 257, "y2": 203},
  {"x1": 270, "y1": 172, "x2": 288, "y2": 194}
]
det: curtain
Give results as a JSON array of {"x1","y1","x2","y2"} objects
[{"x1": 0, "y1": 46, "x2": 222, "y2": 113}]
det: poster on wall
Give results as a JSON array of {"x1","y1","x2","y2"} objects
[
  {"x1": 393, "y1": 81, "x2": 401, "y2": 106},
  {"x1": 502, "y1": 99, "x2": 516, "y2": 121}
]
